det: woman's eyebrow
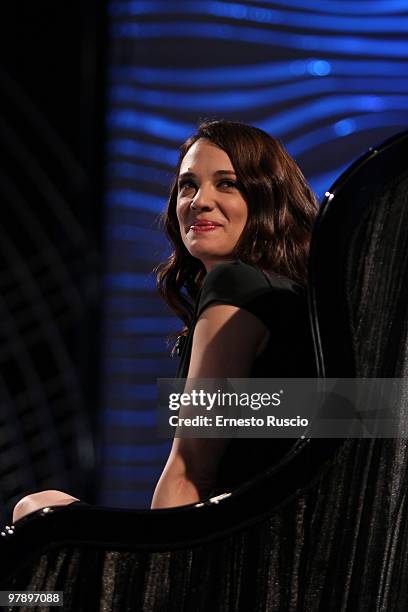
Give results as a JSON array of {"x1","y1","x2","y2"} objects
[
  {"x1": 213, "y1": 170, "x2": 236, "y2": 177},
  {"x1": 178, "y1": 170, "x2": 236, "y2": 179}
]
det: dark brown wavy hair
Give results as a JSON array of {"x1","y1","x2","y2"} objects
[{"x1": 154, "y1": 120, "x2": 318, "y2": 342}]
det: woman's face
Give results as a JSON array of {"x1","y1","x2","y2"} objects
[{"x1": 176, "y1": 139, "x2": 248, "y2": 272}]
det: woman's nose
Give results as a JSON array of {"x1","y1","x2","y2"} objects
[{"x1": 190, "y1": 186, "x2": 214, "y2": 209}]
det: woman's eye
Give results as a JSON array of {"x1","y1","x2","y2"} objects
[
  {"x1": 219, "y1": 180, "x2": 237, "y2": 189},
  {"x1": 178, "y1": 179, "x2": 237, "y2": 193},
  {"x1": 178, "y1": 180, "x2": 196, "y2": 193}
]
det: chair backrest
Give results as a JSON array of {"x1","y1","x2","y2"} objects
[
  {"x1": 307, "y1": 128, "x2": 408, "y2": 610},
  {"x1": 309, "y1": 129, "x2": 408, "y2": 379},
  {"x1": 2, "y1": 130, "x2": 408, "y2": 611}
]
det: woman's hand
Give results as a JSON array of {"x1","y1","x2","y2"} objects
[{"x1": 12, "y1": 490, "x2": 79, "y2": 523}]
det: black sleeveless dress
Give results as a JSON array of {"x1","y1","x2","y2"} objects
[{"x1": 175, "y1": 259, "x2": 317, "y2": 496}]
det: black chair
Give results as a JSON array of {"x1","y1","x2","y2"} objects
[{"x1": 1, "y1": 130, "x2": 408, "y2": 611}]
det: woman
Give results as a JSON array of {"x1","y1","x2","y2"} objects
[
  {"x1": 12, "y1": 120, "x2": 318, "y2": 520},
  {"x1": 151, "y1": 120, "x2": 318, "y2": 508}
]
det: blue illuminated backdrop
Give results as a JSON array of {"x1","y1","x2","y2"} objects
[{"x1": 99, "y1": 0, "x2": 408, "y2": 507}]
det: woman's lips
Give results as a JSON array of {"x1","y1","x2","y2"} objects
[
  {"x1": 189, "y1": 223, "x2": 222, "y2": 232},
  {"x1": 190, "y1": 225, "x2": 220, "y2": 232}
]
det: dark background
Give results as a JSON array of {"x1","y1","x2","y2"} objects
[{"x1": 0, "y1": 0, "x2": 106, "y2": 521}]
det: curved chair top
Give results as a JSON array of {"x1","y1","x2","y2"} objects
[{"x1": 309, "y1": 128, "x2": 408, "y2": 377}]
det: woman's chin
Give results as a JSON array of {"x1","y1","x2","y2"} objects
[
  {"x1": 183, "y1": 239, "x2": 233, "y2": 266},
  {"x1": 189, "y1": 248, "x2": 221, "y2": 262}
]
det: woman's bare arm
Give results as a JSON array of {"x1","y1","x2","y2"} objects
[
  {"x1": 12, "y1": 490, "x2": 79, "y2": 523},
  {"x1": 151, "y1": 302, "x2": 269, "y2": 509}
]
